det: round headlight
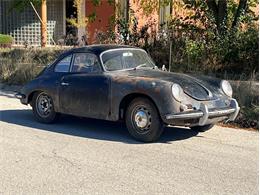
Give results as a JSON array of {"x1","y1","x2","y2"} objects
[
  {"x1": 221, "y1": 80, "x2": 233, "y2": 97},
  {"x1": 172, "y1": 84, "x2": 183, "y2": 102}
]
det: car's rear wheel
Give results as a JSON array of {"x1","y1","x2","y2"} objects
[
  {"x1": 190, "y1": 124, "x2": 214, "y2": 132},
  {"x1": 125, "y1": 97, "x2": 164, "y2": 142},
  {"x1": 32, "y1": 92, "x2": 59, "y2": 123}
]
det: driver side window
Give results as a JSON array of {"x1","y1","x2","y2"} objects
[{"x1": 72, "y1": 53, "x2": 101, "y2": 73}]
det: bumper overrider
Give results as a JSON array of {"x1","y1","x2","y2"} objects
[
  {"x1": 165, "y1": 99, "x2": 240, "y2": 126},
  {"x1": 15, "y1": 92, "x2": 27, "y2": 104},
  {"x1": 15, "y1": 93, "x2": 25, "y2": 99}
]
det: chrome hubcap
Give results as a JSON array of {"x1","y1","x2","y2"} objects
[
  {"x1": 36, "y1": 93, "x2": 53, "y2": 117},
  {"x1": 135, "y1": 111, "x2": 148, "y2": 128},
  {"x1": 132, "y1": 106, "x2": 152, "y2": 133}
]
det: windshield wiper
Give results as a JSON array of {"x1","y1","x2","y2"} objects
[{"x1": 132, "y1": 64, "x2": 149, "y2": 70}]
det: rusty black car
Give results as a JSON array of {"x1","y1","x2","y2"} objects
[{"x1": 16, "y1": 45, "x2": 240, "y2": 142}]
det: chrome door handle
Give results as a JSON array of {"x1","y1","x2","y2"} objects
[{"x1": 61, "y1": 82, "x2": 69, "y2": 86}]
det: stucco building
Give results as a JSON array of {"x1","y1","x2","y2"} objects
[{"x1": 0, "y1": 0, "x2": 171, "y2": 46}]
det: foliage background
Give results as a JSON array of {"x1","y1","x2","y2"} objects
[{"x1": 94, "y1": 0, "x2": 259, "y2": 80}]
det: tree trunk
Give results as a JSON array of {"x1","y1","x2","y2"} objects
[
  {"x1": 206, "y1": 0, "x2": 218, "y2": 26},
  {"x1": 206, "y1": 0, "x2": 227, "y2": 34},
  {"x1": 232, "y1": 0, "x2": 247, "y2": 28},
  {"x1": 41, "y1": 0, "x2": 47, "y2": 47},
  {"x1": 126, "y1": 0, "x2": 130, "y2": 23},
  {"x1": 218, "y1": 0, "x2": 227, "y2": 33}
]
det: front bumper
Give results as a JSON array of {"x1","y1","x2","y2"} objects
[{"x1": 165, "y1": 99, "x2": 240, "y2": 126}]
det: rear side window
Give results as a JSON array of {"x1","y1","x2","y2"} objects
[{"x1": 55, "y1": 55, "x2": 72, "y2": 72}]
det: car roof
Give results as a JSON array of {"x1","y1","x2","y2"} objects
[{"x1": 63, "y1": 44, "x2": 139, "y2": 56}]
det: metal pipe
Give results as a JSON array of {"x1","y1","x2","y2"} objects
[
  {"x1": 40, "y1": 0, "x2": 47, "y2": 47},
  {"x1": 29, "y1": 1, "x2": 56, "y2": 46},
  {"x1": 169, "y1": 40, "x2": 172, "y2": 72}
]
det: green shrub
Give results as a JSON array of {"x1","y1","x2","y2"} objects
[
  {"x1": 148, "y1": 27, "x2": 259, "y2": 79},
  {"x1": 184, "y1": 39, "x2": 205, "y2": 71},
  {"x1": 0, "y1": 34, "x2": 13, "y2": 45},
  {"x1": 210, "y1": 27, "x2": 259, "y2": 75}
]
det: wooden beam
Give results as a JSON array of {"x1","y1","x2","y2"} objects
[{"x1": 41, "y1": 0, "x2": 47, "y2": 47}]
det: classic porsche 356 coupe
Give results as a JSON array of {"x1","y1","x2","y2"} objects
[{"x1": 16, "y1": 45, "x2": 240, "y2": 142}]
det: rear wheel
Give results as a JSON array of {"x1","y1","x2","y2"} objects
[
  {"x1": 190, "y1": 124, "x2": 214, "y2": 132},
  {"x1": 32, "y1": 92, "x2": 59, "y2": 123},
  {"x1": 125, "y1": 98, "x2": 164, "y2": 142}
]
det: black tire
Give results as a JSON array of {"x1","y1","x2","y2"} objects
[
  {"x1": 32, "y1": 92, "x2": 59, "y2": 123},
  {"x1": 190, "y1": 124, "x2": 214, "y2": 132},
  {"x1": 125, "y1": 97, "x2": 164, "y2": 142}
]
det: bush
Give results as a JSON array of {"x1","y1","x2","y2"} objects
[
  {"x1": 209, "y1": 28, "x2": 259, "y2": 76},
  {"x1": 0, "y1": 48, "x2": 67, "y2": 84},
  {"x1": 230, "y1": 80, "x2": 259, "y2": 129},
  {"x1": 142, "y1": 27, "x2": 259, "y2": 80},
  {"x1": 0, "y1": 34, "x2": 13, "y2": 45}
]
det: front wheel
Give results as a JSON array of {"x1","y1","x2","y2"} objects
[
  {"x1": 125, "y1": 98, "x2": 164, "y2": 142},
  {"x1": 190, "y1": 124, "x2": 214, "y2": 132},
  {"x1": 32, "y1": 92, "x2": 59, "y2": 123}
]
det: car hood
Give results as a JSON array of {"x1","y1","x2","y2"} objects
[{"x1": 122, "y1": 69, "x2": 223, "y2": 100}]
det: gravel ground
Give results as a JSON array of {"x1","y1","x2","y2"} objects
[{"x1": 0, "y1": 91, "x2": 258, "y2": 195}]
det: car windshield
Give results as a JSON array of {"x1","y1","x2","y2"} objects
[{"x1": 101, "y1": 49, "x2": 155, "y2": 71}]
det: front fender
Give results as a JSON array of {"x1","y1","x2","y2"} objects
[{"x1": 109, "y1": 76, "x2": 179, "y2": 121}]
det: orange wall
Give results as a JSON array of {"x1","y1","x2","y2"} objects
[{"x1": 86, "y1": 0, "x2": 115, "y2": 44}]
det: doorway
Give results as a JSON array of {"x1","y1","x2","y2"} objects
[{"x1": 66, "y1": 0, "x2": 77, "y2": 37}]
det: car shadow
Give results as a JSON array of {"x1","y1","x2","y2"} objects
[{"x1": 0, "y1": 109, "x2": 200, "y2": 144}]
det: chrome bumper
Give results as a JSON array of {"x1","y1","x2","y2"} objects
[{"x1": 165, "y1": 99, "x2": 240, "y2": 126}]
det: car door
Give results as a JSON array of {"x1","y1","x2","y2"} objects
[
  {"x1": 39, "y1": 54, "x2": 73, "y2": 112},
  {"x1": 59, "y1": 52, "x2": 110, "y2": 120}
]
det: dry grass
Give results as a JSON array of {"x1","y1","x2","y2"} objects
[
  {"x1": 228, "y1": 79, "x2": 259, "y2": 130},
  {"x1": 0, "y1": 48, "x2": 67, "y2": 84}
]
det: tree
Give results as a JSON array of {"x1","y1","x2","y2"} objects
[
  {"x1": 206, "y1": 0, "x2": 228, "y2": 33},
  {"x1": 134, "y1": 0, "x2": 257, "y2": 35},
  {"x1": 232, "y1": 0, "x2": 247, "y2": 28},
  {"x1": 204, "y1": 0, "x2": 257, "y2": 34},
  {"x1": 10, "y1": 0, "x2": 41, "y2": 11},
  {"x1": 206, "y1": 0, "x2": 248, "y2": 33},
  {"x1": 66, "y1": 0, "x2": 89, "y2": 29}
]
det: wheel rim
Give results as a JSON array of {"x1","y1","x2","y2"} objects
[
  {"x1": 36, "y1": 93, "x2": 53, "y2": 118},
  {"x1": 131, "y1": 106, "x2": 152, "y2": 134}
]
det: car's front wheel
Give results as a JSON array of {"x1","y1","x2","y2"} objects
[
  {"x1": 190, "y1": 124, "x2": 214, "y2": 132},
  {"x1": 32, "y1": 92, "x2": 59, "y2": 123},
  {"x1": 125, "y1": 97, "x2": 164, "y2": 142}
]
